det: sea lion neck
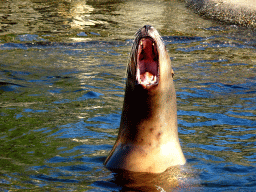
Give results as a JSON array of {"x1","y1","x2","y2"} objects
[{"x1": 120, "y1": 77, "x2": 178, "y2": 146}]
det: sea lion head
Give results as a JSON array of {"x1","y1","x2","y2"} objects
[
  {"x1": 121, "y1": 25, "x2": 179, "y2": 142},
  {"x1": 127, "y1": 25, "x2": 174, "y2": 90}
]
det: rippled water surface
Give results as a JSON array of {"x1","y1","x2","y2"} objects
[{"x1": 0, "y1": 0, "x2": 255, "y2": 191}]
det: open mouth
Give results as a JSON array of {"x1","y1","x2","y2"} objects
[{"x1": 136, "y1": 37, "x2": 159, "y2": 88}]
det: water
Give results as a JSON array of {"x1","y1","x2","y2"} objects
[{"x1": 0, "y1": 0, "x2": 255, "y2": 191}]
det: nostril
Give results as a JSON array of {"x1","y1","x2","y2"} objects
[{"x1": 144, "y1": 25, "x2": 152, "y2": 31}]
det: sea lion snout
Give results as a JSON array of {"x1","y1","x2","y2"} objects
[
  {"x1": 136, "y1": 36, "x2": 159, "y2": 89},
  {"x1": 139, "y1": 25, "x2": 153, "y2": 36},
  {"x1": 134, "y1": 25, "x2": 162, "y2": 89}
]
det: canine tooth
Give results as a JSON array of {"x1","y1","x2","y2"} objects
[{"x1": 136, "y1": 68, "x2": 140, "y2": 81}]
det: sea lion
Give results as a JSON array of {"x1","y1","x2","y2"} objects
[{"x1": 104, "y1": 25, "x2": 186, "y2": 173}]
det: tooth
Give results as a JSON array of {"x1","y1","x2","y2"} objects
[{"x1": 136, "y1": 68, "x2": 140, "y2": 82}]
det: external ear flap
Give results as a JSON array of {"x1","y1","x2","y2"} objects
[{"x1": 171, "y1": 69, "x2": 174, "y2": 78}]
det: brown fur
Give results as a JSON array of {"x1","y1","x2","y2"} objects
[{"x1": 104, "y1": 25, "x2": 185, "y2": 173}]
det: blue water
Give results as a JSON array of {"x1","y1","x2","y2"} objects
[{"x1": 0, "y1": 0, "x2": 256, "y2": 191}]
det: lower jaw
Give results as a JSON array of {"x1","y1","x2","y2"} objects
[{"x1": 135, "y1": 81, "x2": 158, "y2": 89}]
